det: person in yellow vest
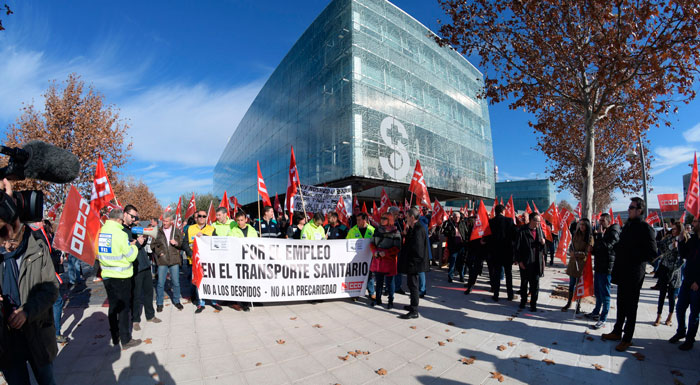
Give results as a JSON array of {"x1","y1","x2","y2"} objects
[
  {"x1": 97, "y1": 208, "x2": 141, "y2": 350},
  {"x1": 301, "y1": 213, "x2": 326, "y2": 240},
  {"x1": 212, "y1": 207, "x2": 234, "y2": 236},
  {"x1": 347, "y1": 212, "x2": 376, "y2": 299},
  {"x1": 230, "y1": 211, "x2": 258, "y2": 310},
  {"x1": 184, "y1": 209, "x2": 220, "y2": 314}
]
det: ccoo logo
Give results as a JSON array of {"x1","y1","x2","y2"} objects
[{"x1": 379, "y1": 116, "x2": 410, "y2": 180}]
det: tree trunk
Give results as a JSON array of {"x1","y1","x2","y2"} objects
[{"x1": 581, "y1": 118, "x2": 595, "y2": 220}]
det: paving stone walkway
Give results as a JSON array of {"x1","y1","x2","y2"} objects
[{"x1": 9, "y1": 261, "x2": 700, "y2": 385}]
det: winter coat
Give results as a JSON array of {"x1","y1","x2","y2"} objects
[
  {"x1": 678, "y1": 234, "x2": 700, "y2": 289},
  {"x1": 153, "y1": 226, "x2": 185, "y2": 266},
  {"x1": 656, "y1": 235, "x2": 685, "y2": 289},
  {"x1": 398, "y1": 222, "x2": 430, "y2": 274},
  {"x1": 488, "y1": 214, "x2": 516, "y2": 264},
  {"x1": 515, "y1": 225, "x2": 546, "y2": 277},
  {"x1": 445, "y1": 220, "x2": 468, "y2": 254},
  {"x1": 612, "y1": 217, "x2": 657, "y2": 286},
  {"x1": 370, "y1": 225, "x2": 401, "y2": 276},
  {"x1": 592, "y1": 224, "x2": 620, "y2": 275},
  {"x1": 566, "y1": 231, "x2": 593, "y2": 278}
]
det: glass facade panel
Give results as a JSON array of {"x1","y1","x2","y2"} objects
[
  {"x1": 495, "y1": 179, "x2": 556, "y2": 212},
  {"x1": 214, "y1": 0, "x2": 494, "y2": 204}
]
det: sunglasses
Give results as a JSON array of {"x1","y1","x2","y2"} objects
[
  {"x1": 197, "y1": 215, "x2": 207, "y2": 218},
  {"x1": 628, "y1": 206, "x2": 639, "y2": 210}
]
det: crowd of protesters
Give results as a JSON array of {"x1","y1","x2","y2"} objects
[{"x1": 3, "y1": 182, "x2": 699, "y2": 384}]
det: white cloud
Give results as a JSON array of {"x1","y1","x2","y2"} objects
[
  {"x1": 682, "y1": 122, "x2": 700, "y2": 142},
  {"x1": 651, "y1": 145, "x2": 696, "y2": 176},
  {"x1": 120, "y1": 81, "x2": 263, "y2": 168}
]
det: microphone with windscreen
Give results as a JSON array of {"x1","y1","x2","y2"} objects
[{"x1": 0, "y1": 140, "x2": 80, "y2": 183}]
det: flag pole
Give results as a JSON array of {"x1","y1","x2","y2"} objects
[
  {"x1": 297, "y1": 186, "x2": 308, "y2": 219},
  {"x1": 257, "y1": 191, "x2": 261, "y2": 233},
  {"x1": 409, "y1": 191, "x2": 414, "y2": 208}
]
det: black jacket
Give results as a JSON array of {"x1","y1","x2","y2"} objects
[
  {"x1": 325, "y1": 224, "x2": 349, "y2": 240},
  {"x1": 124, "y1": 227, "x2": 150, "y2": 272},
  {"x1": 515, "y1": 225, "x2": 546, "y2": 276},
  {"x1": 679, "y1": 234, "x2": 700, "y2": 289},
  {"x1": 444, "y1": 220, "x2": 468, "y2": 253},
  {"x1": 612, "y1": 217, "x2": 657, "y2": 285},
  {"x1": 254, "y1": 218, "x2": 283, "y2": 238},
  {"x1": 592, "y1": 224, "x2": 620, "y2": 275},
  {"x1": 398, "y1": 222, "x2": 430, "y2": 274},
  {"x1": 488, "y1": 214, "x2": 516, "y2": 264}
]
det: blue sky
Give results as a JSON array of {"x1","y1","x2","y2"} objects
[{"x1": 0, "y1": 0, "x2": 697, "y2": 211}]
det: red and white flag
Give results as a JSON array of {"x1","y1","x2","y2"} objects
[
  {"x1": 335, "y1": 196, "x2": 350, "y2": 227},
  {"x1": 489, "y1": 200, "x2": 496, "y2": 219},
  {"x1": 470, "y1": 200, "x2": 492, "y2": 240},
  {"x1": 542, "y1": 202, "x2": 559, "y2": 231},
  {"x1": 379, "y1": 188, "x2": 390, "y2": 215},
  {"x1": 532, "y1": 201, "x2": 540, "y2": 214},
  {"x1": 353, "y1": 196, "x2": 360, "y2": 214},
  {"x1": 361, "y1": 202, "x2": 368, "y2": 214},
  {"x1": 185, "y1": 192, "x2": 197, "y2": 221},
  {"x1": 525, "y1": 202, "x2": 533, "y2": 215},
  {"x1": 286, "y1": 146, "x2": 301, "y2": 213},
  {"x1": 541, "y1": 221, "x2": 553, "y2": 242},
  {"x1": 573, "y1": 252, "x2": 594, "y2": 301},
  {"x1": 192, "y1": 238, "x2": 204, "y2": 288},
  {"x1": 616, "y1": 214, "x2": 624, "y2": 227},
  {"x1": 504, "y1": 195, "x2": 516, "y2": 224},
  {"x1": 372, "y1": 201, "x2": 380, "y2": 224},
  {"x1": 54, "y1": 185, "x2": 102, "y2": 265},
  {"x1": 257, "y1": 161, "x2": 272, "y2": 207},
  {"x1": 554, "y1": 225, "x2": 571, "y2": 265},
  {"x1": 658, "y1": 194, "x2": 680, "y2": 213},
  {"x1": 686, "y1": 153, "x2": 700, "y2": 218},
  {"x1": 90, "y1": 155, "x2": 116, "y2": 214},
  {"x1": 429, "y1": 199, "x2": 448, "y2": 229},
  {"x1": 174, "y1": 197, "x2": 183, "y2": 229},
  {"x1": 404, "y1": 198, "x2": 410, "y2": 212},
  {"x1": 219, "y1": 191, "x2": 231, "y2": 218},
  {"x1": 206, "y1": 201, "x2": 216, "y2": 226},
  {"x1": 558, "y1": 207, "x2": 575, "y2": 232},
  {"x1": 646, "y1": 211, "x2": 661, "y2": 225},
  {"x1": 680, "y1": 212, "x2": 686, "y2": 225},
  {"x1": 575, "y1": 202, "x2": 582, "y2": 219},
  {"x1": 608, "y1": 207, "x2": 614, "y2": 219},
  {"x1": 46, "y1": 202, "x2": 62, "y2": 221},
  {"x1": 408, "y1": 160, "x2": 431, "y2": 208},
  {"x1": 274, "y1": 193, "x2": 283, "y2": 215}
]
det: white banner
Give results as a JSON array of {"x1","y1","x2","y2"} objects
[
  {"x1": 195, "y1": 237, "x2": 372, "y2": 302},
  {"x1": 292, "y1": 184, "x2": 352, "y2": 214}
]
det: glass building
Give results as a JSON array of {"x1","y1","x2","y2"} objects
[
  {"x1": 495, "y1": 179, "x2": 556, "y2": 212},
  {"x1": 214, "y1": 0, "x2": 494, "y2": 205}
]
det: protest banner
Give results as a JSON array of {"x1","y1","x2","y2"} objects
[
  {"x1": 292, "y1": 184, "x2": 352, "y2": 215},
  {"x1": 54, "y1": 185, "x2": 102, "y2": 265},
  {"x1": 194, "y1": 237, "x2": 372, "y2": 302}
]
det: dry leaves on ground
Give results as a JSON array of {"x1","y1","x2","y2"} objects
[
  {"x1": 460, "y1": 356, "x2": 476, "y2": 365},
  {"x1": 593, "y1": 364, "x2": 603, "y2": 371},
  {"x1": 312, "y1": 324, "x2": 322, "y2": 328},
  {"x1": 632, "y1": 352, "x2": 646, "y2": 361},
  {"x1": 410, "y1": 326, "x2": 417, "y2": 329},
  {"x1": 255, "y1": 362, "x2": 262, "y2": 367},
  {"x1": 461, "y1": 331, "x2": 466, "y2": 334},
  {"x1": 180, "y1": 354, "x2": 186, "y2": 358},
  {"x1": 490, "y1": 371, "x2": 505, "y2": 382},
  {"x1": 338, "y1": 355, "x2": 350, "y2": 361},
  {"x1": 447, "y1": 338, "x2": 453, "y2": 342},
  {"x1": 424, "y1": 365, "x2": 433, "y2": 371},
  {"x1": 543, "y1": 359, "x2": 556, "y2": 365},
  {"x1": 425, "y1": 336, "x2": 431, "y2": 339},
  {"x1": 276, "y1": 339, "x2": 286, "y2": 345},
  {"x1": 437, "y1": 341, "x2": 446, "y2": 346},
  {"x1": 376, "y1": 368, "x2": 388, "y2": 376},
  {"x1": 540, "y1": 348, "x2": 550, "y2": 353},
  {"x1": 144, "y1": 338, "x2": 153, "y2": 344},
  {"x1": 520, "y1": 354, "x2": 531, "y2": 359},
  {"x1": 507, "y1": 342, "x2": 515, "y2": 347},
  {"x1": 348, "y1": 351, "x2": 359, "y2": 358},
  {"x1": 290, "y1": 317, "x2": 297, "y2": 320},
  {"x1": 444, "y1": 329, "x2": 450, "y2": 332},
  {"x1": 506, "y1": 317, "x2": 514, "y2": 321},
  {"x1": 362, "y1": 351, "x2": 370, "y2": 355},
  {"x1": 585, "y1": 336, "x2": 594, "y2": 341},
  {"x1": 447, "y1": 322, "x2": 455, "y2": 326},
  {"x1": 497, "y1": 345, "x2": 507, "y2": 351}
]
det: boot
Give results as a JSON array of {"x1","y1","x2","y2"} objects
[
  {"x1": 574, "y1": 300, "x2": 581, "y2": 314},
  {"x1": 387, "y1": 299, "x2": 393, "y2": 310},
  {"x1": 665, "y1": 313, "x2": 673, "y2": 326},
  {"x1": 653, "y1": 314, "x2": 662, "y2": 326},
  {"x1": 561, "y1": 291, "x2": 573, "y2": 311}
]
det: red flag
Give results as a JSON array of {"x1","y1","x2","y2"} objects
[
  {"x1": 573, "y1": 252, "x2": 594, "y2": 301},
  {"x1": 361, "y1": 202, "x2": 368, "y2": 214},
  {"x1": 489, "y1": 201, "x2": 496, "y2": 219},
  {"x1": 408, "y1": 160, "x2": 431, "y2": 208},
  {"x1": 616, "y1": 214, "x2": 623, "y2": 227},
  {"x1": 372, "y1": 201, "x2": 380, "y2": 223},
  {"x1": 335, "y1": 196, "x2": 350, "y2": 227},
  {"x1": 174, "y1": 197, "x2": 183, "y2": 230},
  {"x1": 504, "y1": 195, "x2": 516, "y2": 224},
  {"x1": 285, "y1": 146, "x2": 301, "y2": 213},
  {"x1": 54, "y1": 185, "x2": 101, "y2": 265},
  {"x1": 46, "y1": 202, "x2": 62, "y2": 221},
  {"x1": 206, "y1": 201, "x2": 216, "y2": 226},
  {"x1": 219, "y1": 191, "x2": 231, "y2": 216},
  {"x1": 575, "y1": 202, "x2": 582, "y2": 219},
  {"x1": 542, "y1": 202, "x2": 559, "y2": 231},
  {"x1": 541, "y1": 221, "x2": 553, "y2": 242},
  {"x1": 554, "y1": 225, "x2": 571, "y2": 265},
  {"x1": 185, "y1": 193, "x2": 197, "y2": 221},
  {"x1": 680, "y1": 212, "x2": 686, "y2": 225},
  {"x1": 525, "y1": 202, "x2": 532, "y2": 215},
  {"x1": 164, "y1": 204, "x2": 172, "y2": 213},
  {"x1": 90, "y1": 155, "x2": 116, "y2": 213},
  {"x1": 658, "y1": 194, "x2": 680, "y2": 213},
  {"x1": 257, "y1": 161, "x2": 272, "y2": 207},
  {"x1": 532, "y1": 201, "x2": 540, "y2": 214},
  {"x1": 558, "y1": 208, "x2": 575, "y2": 232},
  {"x1": 646, "y1": 211, "x2": 661, "y2": 225},
  {"x1": 470, "y1": 200, "x2": 492, "y2": 240},
  {"x1": 500, "y1": 197, "x2": 504, "y2": 206},
  {"x1": 229, "y1": 195, "x2": 241, "y2": 216},
  {"x1": 404, "y1": 198, "x2": 410, "y2": 212},
  {"x1": 191, "y1": 237, "x2": 204, "y2": 288},
  {"x1": 274, "y1": 194, "x2": 283, "y2": 215},
  {"x1": 608, "y1": 208, "x2": 613, "y2": 219},
  {"x1": 379, "y1": 189, "x2": 390, "y2": 215},
  {"x1": 354, "y1": 196, "x2": 360, "y2": 214},
  {"x1": 429, "y1": 199, "x2": 448, "y2": 228},
  {"x1": 686, "y1": 153, "x2": 700, "y2": 218}
]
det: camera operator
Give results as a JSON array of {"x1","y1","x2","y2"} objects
[{"x1": 0, "y1": 179, "x2": 59, "y2": 385}]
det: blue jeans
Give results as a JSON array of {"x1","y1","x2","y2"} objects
[
  {"x1": 66, "y1": 254, "x2": 83, "y2": 284},
  {"x1": 591, "y1": 273, "x2": 611, "y2": 322},
  {"x1": 52, "y1": 289, "x2": 64, "y2": 336},
  {"x1": 1, "y1": 360, "x2": 56, "y2": 385},
  {"x1": 394, "y1": 274, "x2": 403, "y2": 291},
  {"x1": 156, "y1": 265, "x2": 181, "y2": 306},
  {"x1": 418, "y1": 272, "x2": 426, "y2": 295},
  {"x1": 448, "y1": 252, "x2": 464, "y2": 279},
  {"x1": 675, "y1": 285, "x2": 700, "y2": 341},
  {"x1": 367, "y1": 272, "x2": 375, "y2": 296},
  {"x1": 568, "y1": 276, "x2": 578, "y2": 293},
  {"x1": 374, "y1": 273, "x2": 395, "y2": 301}
]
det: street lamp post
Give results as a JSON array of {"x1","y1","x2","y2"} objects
[{"x1": 626, "y1": 133, "x2": 649, "y2": 218}]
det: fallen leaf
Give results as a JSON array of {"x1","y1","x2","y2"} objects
[
  {"x1": 376, "y1": 368, "x2": 387, "y2": 376},
  {"x1": 540, "y1": 348, "x2": 550, "y2": 353},
  {"x1": 425, "y1": 336, "x2": 431, "y2": 339},
  {"x1": 213, "y1": 309, "x2": 221, "y2": 313},
  {"x1": 94, "y1": 334, "x2": 105, "y2": 339},
  {"x1": 424, "y1": 364, "x2": 433, "y2": 371},
  {"x1": 312, "y1": 324, "x2": 322, "y2": 328},
  {"x1": 276, "y1": 339, "x2": 286, "y2": 345},
  {"x1": 460, "y1": 356, "x2": 476, "y2": 365},
  {"x1": 362, "y1": 351, "x2": 370, "y2": 355},
  {"x1": 348, "y1": 351, "x2": 359, "y2": 357},
  {"x1": 438, "y1": 341, "x2": 446, "y2": 346},
  {"x1": 255, "y1": 362, "x2": 262, "y2": 367},
  {"x1": 180, "y1": 354, "x2": 186, "y2": 358},
  {"x1": 461, "y1": 331, "x2": 466, "y2": 334},
  {"x1": 632, "y1": 352, "x2": 646, "y2": 361},
  {"x1": 490, "y1": 371, "x2": 505, "y2": 382},
  {"x1": 497, "y1": 345, "x2": 507, "y2": 351},
  {"x1": 507, "y1": 342, "x2": 515, "y2": 347},
  {"x1": 338, "y1": 355, "x2": 349, "y2": 361},
  {"x1": 593, "y1": 364, "x2": 603, "y2": 371},
  {"x1": 520, "y1": 354, "x2": 531, "y2": 359},
  {"x1": 585, "y1": 336, "x2": 594, "y2": 341},
  {"x1": 410, "y1": 326, "x2": 417, "y2": 329},
  {"x1": 506, "y1": 317, "x2": 514, "y2": 321},
  {"x1": 445, "y1": 329, "x2": 450, "y2": 332},
  {"x1": 543, "y1": 359, "x2": 556, "y2": 365},
  {"x1": 144, "y1": 338, "x2": 153, "y2": 344},
  {"x1": 446, "y1": 338, "x2": 453, "y2": 342},
  {"x1": 290, "y1": 317, "x2": 297, "y2": 320},
  {"x1": 671, "y1": 370, "x2": 683, "y2": 377},
  {"x1": 447, "y1": 322, "x2": 455, "y2": 326}
]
